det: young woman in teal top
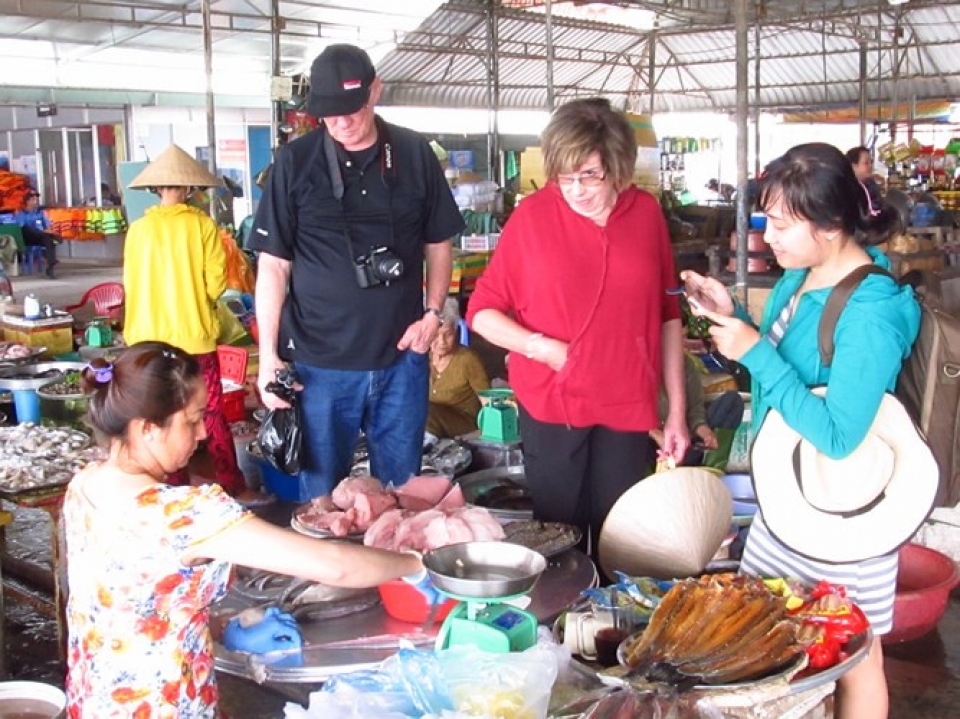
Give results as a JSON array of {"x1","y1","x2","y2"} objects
[{"x1": 683, "y1": 142, "x2": 919, "y2": 719}]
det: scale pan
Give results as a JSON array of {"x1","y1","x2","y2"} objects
[{"x1": 423, "y1": 541, "x2": 546, "y2": 599}]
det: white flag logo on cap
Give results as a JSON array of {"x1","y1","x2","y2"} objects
[{"x1": 342, "y1": 80, "x2": 363, "y2": 90}]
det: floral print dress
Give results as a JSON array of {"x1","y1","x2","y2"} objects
[{"x1": 63, "y1": 470, "x2": 249, "y2": 718}]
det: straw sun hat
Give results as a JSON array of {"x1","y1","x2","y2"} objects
[
  {"x1": 752, "y1": 388, "x2": 938, "y2": 564},
  {"x1": 128, "y1": 144, "x2": 221, "y2": 189}
]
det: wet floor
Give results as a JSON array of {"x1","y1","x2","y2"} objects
[{"x1": 5, "y1": 498, "x2": 960, "y2": 717}]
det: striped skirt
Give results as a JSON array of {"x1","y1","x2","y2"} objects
[{"x1": 740, "y1": 512, "x2": 897, "y2": 634}]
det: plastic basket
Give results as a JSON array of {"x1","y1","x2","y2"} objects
[
  {"x1": 378, "y1": 579, "x2": 458, "y2": 624},
  {"x1": 223, "y1": 389, "x2": 246, "y2": 423},
  {"x1": 217, "y1": 345, "x2": 248, "y2": 385}
]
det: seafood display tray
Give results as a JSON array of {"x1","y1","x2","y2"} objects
[
  {"x1": 615, "y1": 627, "x2": 873, "y2": 694},
  {"x1": 0, "y1": 482, "x2": 69, "y2": 506},
  {"x1": 215, "y1": 548, "x2": 598, "y2": 684},
  {"x1": 615, "y1": 630, "x2": 807, "y2": 690},
  {"x1": 503, "y1": 520, "x2": 582, "y2": 558}
]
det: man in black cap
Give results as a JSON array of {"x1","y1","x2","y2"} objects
[{"x1": 250, "y1": 43, "x2": 464, "y2": 499}]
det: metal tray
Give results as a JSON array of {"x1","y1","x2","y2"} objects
[
  {"x1": 503, "y1": 520, "x2": 582, "y2": 558},
  {"x1": 457, "y1": 467, "x2": 532, "y2": 523},
  {"x1": 289, "y1": 512, "x2": 365, "y2": 542},
  {"x1": 787, "y1": 627, "x2": 873, "y2": 694}
]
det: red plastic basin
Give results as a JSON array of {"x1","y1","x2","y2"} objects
[
  {"x1": 378, "y1": 579, "x2": 458, "y2": 625},
  {"x1": 883, "y1": 543, "x2": 960, "y2": 645}
]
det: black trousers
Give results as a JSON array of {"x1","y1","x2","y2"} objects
[
  {"x1": 518, "y1": 405, "x2": 652, "y2": 562},
  {"x1": 21, "y1": 226, "x2": 58, "y2": 267}
]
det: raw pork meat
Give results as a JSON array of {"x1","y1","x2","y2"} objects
[{"x1": 332, "y1": 475, "x2": 384, "y2": 509}]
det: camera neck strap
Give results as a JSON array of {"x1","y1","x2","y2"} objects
[{"x1": 322, "y1": 115, "x2": 397, "y2": 261}]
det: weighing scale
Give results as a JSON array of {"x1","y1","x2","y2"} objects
[
  {"x1": 434, "y1": 591, "x2": 539, "y2": 653},
  {"x1": 424, "y1": 540, "x2": 546, "y2": 654},
  {"x1": 476, "y1": 388, "x2": 519, "y2": 443}
]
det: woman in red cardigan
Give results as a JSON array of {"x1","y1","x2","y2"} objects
[{"x1": 467, "y1": 98, "x2": 689, "y2": 557}]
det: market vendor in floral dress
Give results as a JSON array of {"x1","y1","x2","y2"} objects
[{"x1": 63, "y1": 342, "x2": 437, "y2": 718}]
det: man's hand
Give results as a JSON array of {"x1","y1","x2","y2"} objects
[
  {"x1": 258, "y1": 356, "x2": 293, "y2": 410},
  {"x1": 397, "y1": 313, "x2": 441, "y2": 354},
  {"x1": 661, "y1": 412, "x2": 691, "y2": 465}
]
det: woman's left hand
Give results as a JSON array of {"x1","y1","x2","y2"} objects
[
  {"x1": 660, "y1": 412, "x2": 690, "y2": 465},
  {"x1": 697, "y1": 308, "x2": 761, "y2": 361}
]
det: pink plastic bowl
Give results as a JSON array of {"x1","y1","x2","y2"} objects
[{"x1": 883, "y1": 543, "x2": 960, "y2": 645}]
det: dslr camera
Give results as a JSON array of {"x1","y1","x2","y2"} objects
[{"x1": 354, "y1": 246, "x2": 404, "y2": 288}]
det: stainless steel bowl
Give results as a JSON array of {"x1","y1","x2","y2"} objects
[{"x1": 423, "y1": 541, "x2": 547, "y2": 599}]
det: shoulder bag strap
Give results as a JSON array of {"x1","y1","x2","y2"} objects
[{"x1": 819, "y1": 264, "x2": 896, "y2": 366}]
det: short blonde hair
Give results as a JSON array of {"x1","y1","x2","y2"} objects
[{"x1": 540, "y1": 98, "x2": 637, "y2": 192}]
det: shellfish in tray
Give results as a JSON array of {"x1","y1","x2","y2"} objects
[
  {"x1": 620, "y1": 573, "x2": 807, "y2": 687},
  {"x1": 0, "y1": 423, "x2": 104, "y2": 494}
]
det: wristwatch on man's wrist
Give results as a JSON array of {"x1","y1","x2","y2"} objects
[{"x1": 424, "y1": 307, "x2": 444, "y2": 324}]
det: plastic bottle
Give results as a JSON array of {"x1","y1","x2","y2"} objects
[{"x1": 23, "y1": 293, "x2": 41, "y2": 320}]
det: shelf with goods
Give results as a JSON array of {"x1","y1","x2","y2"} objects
[
  {"x1": 657, "y1": 136, "x2": 723, "y2": 196},
  {"x1": 879, "y1": 136, "x2": 960, "y2": 194}
]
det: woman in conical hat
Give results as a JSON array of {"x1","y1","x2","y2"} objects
[{"x1": 124, "y1": 144, "x2": 268, "y2": 506}]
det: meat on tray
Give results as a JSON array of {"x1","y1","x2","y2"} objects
[
  {"x1": 295, "y1": 474, "x2": 475, "y2": 539},
  {"x1": 0, "y1": 342, "x2": 34, "y2": 360},
  {"x1": 364, "y1": 505, "x2": 505, "y2": 553}
]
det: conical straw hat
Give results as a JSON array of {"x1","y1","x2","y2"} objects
[
  {"x1": 598, "y1": 467, "x2": 733, "y2": 580},
  {"x1": 128, "y1": 144, "x2": 222, "y2": 189}
]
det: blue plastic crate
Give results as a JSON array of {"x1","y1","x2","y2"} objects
[{"x1": 247, "y1": 449, "x2": 309, "y2": 502}]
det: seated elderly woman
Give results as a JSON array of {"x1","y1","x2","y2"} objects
[{"x1": 426, "y1": 299, "x2": 491, "y2": 441}]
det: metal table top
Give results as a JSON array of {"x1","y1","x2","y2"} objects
[{"x1": 214, "y1": 548, "x2": 597, "y2": 684}]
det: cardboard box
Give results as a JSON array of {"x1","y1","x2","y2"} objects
[{"x1": 3, "y1": 312, "x2": 74, "y2": 357}]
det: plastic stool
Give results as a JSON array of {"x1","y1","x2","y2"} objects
[
  {"x1": 20, "y1": 246, "x2": 46, "y2": 275},
  {"x1": 29, "y1": 246, "x2": 46, "y2": 274}
]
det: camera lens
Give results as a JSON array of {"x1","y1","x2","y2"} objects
[{"x1": 374, "y1": 254, "x2": 403, "y2": 281}]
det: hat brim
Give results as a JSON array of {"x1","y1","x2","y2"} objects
[
  {"x1": 128, "y1": 144, "x2": 222, "y2": 189},
  {"x1": 598, "y1": 467, "x2": 733, "y2": 579},
  {"x1": 306, "y1": 87, "x2": 369, "y2": 119},
  {"x1": 752, "y1": 390, "x2": 938, "y2": 563}
]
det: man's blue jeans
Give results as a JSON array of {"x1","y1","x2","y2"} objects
[{"x1": 294, "y1": 350, "x2": 428, "y2": 499}]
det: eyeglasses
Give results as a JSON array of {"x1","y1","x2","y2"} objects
[{"x1": 556, "y1": 168, "x2": 606, "y2": 188}]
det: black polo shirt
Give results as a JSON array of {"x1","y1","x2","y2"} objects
[{"x1": 250, "y1": 119, "x2": 464, "y2": 370}]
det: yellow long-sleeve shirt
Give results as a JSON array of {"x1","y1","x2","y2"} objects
[{"x1": 123, "y1": 204, "x2": 226, "y2": 355}]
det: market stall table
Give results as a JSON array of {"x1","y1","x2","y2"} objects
[
  {"x1": 213, "y1": 547, "x2": 597, "y2": 686},
  {"x1": 0, "y1": 485, "x2": 68, "y2": 663}
]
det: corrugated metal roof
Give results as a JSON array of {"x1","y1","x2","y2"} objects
[
  {"x1": 0, "y1": 0, "x2": 957, "y2": 117},
  {"x1": 377, "y1": 0, "x2": 960, "y2": 116}
]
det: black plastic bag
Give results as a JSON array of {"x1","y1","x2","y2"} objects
[{"x1": 257, "y1": 369, "x2": 302, "y2": 475}]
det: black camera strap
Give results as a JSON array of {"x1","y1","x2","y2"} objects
[{"x1": 322, "y1": 115, "x2": 397, "y2": 263}]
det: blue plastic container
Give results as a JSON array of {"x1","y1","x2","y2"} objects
[
  {"x1": 749, "y1": 212, "x2": 767, "y2": 231},
  {"x1": 12, "y1": 390, "x2": 41, "y2": 424},
  {"x1": 246, "y1": 443, "x2": 309, "y2": 502}
]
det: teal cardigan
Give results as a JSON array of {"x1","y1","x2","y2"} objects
[{"x1": 736, "y1": 247, "x2": 920, "y2": 459}]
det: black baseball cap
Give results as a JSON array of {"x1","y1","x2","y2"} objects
[{"x1": 306, "y1": 44, "x2": 376, "y2": 118}]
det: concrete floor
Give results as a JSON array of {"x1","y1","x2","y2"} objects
[{"x1": 3, "y1": 260, "x2": 960, "y2": 716}]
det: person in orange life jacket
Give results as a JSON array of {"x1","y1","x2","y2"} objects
[
  {"x1": 467, "y1": 98, "x2": 690, "y2": 557},
  {"x1": 13, "y1": 190, "x2": 60, "y2": 278}
]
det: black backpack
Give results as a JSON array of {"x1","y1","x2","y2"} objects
[{"x1": 820, "y1": 265, "x2": 960, "y2": 507}]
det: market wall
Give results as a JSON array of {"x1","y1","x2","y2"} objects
[{"x1": 129, "y1": 105, "x2": 272, "y2": 224}]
